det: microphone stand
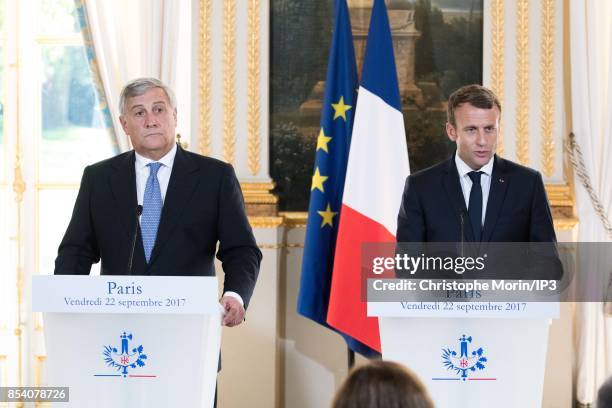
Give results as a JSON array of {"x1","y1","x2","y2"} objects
[{"x1": 128, "y1": 205, "x2": 143, "y2": 274}]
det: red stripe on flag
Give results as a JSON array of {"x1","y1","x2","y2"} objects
[{"x1": 327, "y1": 204, "x2": 396, "y2": 352}]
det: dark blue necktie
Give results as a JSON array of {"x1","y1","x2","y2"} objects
[{"x1": 468, "y1": 171, "x2": 483, "y2": 241}]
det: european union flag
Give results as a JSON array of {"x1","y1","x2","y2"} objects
[{"x1": 296, "y1": 0, "x2": 377, "y2": 357}]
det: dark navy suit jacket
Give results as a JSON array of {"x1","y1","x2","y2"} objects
[
  {"x1": 396, "y1": 155, "x2": 561, "y2": 280},
  {"x1": 54, "y1": 144, "x2": 261, "y2": 307},
  {"x1": 397, "y1": 155, "x2": 557, "y2": 243}
]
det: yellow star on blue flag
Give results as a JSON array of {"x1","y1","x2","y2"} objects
[
  {"x1": 317, "y1": 203, "x2": 338, "y2": 227},
  {"x1": 331, "y1": 96, "x2": 352, "y2": 121}
]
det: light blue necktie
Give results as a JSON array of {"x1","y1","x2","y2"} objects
[{"x1": 141, "y1": 162, "x2": 163, "y2": 262}]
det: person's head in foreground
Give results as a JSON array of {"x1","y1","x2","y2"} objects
[
  {"x1": 598, "y1": 375, "x2": 612, "y2": 408},
  {"x1": 331, "y1": 360, "x2": 434, "y2": 408}
]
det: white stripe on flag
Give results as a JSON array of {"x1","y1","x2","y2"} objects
[{"x1": 342, "y1": 86, "x2": 410, "y2": 236}]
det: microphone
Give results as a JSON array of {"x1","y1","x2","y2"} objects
[{"x1": 128, "y1": 205, "x2": 143, "y2": 274}]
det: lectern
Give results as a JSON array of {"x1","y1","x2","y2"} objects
[
  {"x1": 33, "y1": 275, "x2": 222, "y2": 407},
  {"x1": 369, "y1": 301, "x2": 559, "y2": 408}
]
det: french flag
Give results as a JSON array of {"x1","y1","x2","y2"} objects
[{"x1": 326, "y1": 0, "x2": 410, "y2": 352}]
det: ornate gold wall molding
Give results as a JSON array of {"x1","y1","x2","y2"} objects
[
  {"x1": 546, "y1": 184, "x2": 573, "y2": 207},
  {"x1": 553, "y1": 217, "x2": 578, "y2": 230},
  {"x1": 279, "y1": 212, "x2": 308, "y2": 228},
  {"x1": 247, "y1": 211, "x2": 308, "y2": 229},
  {"x1": 247, "y1": 0, "x2": 261, "y2": 176},
  {"x1": 198, "y1": 0, "x2": 213, "y2": 156},
  {"x1": 241, "y1": 182, "x2": 278, "y2": 204},
  {"x1": 249, "y1": 216, "x2": 284, "y2": 228},
  {"x1": 242, "y1": 182, "x2": 278, "y2": 217},
  {"x1": 490, "y1": 0, "x2": 505, "y2": 156},
  {"x1": 258, "y1": 243, "x2": 305, "y2": 249},
  {"x1": 223, "y1": 0, "x2": 237, "y2": 165},
  {"x1": 13, "y1": 161, "x2": 25, "y2": 204},
  {"x1": 540, "y1": 0, "x2": 555, "y2": 177},
  {"x1": 13, "y1": 4, "x2": 25, "y2": 386},
  {"x1": 34, "y1": 356, "x2": 46, "y2": 387},
  {"x1": 515, "y1": 0, "x2": 530, "y2": 165}
]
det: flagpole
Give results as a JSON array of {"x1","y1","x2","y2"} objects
[{"x1": 347, "y1": 347, "x2": 355, "y2": 369}]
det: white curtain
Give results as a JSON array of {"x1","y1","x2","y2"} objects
[
  {"x1": 83, "y1": 0, "x2": 189, "y2": 152},
  {"x1": 569, "y1": 1, "x2": 612, "y2": 405}
]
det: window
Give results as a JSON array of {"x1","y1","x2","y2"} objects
[{"x1": 0, "y1": 0, "x2": 116, "y2": 388}]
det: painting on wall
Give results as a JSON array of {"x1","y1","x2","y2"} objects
[{"x1": 270, "y1": 0, "x2": 483, "y2": 211}]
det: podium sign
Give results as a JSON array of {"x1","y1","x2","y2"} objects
[
  {"x1": 33, "y1": 276, "x2": 222, "y2": 408},
  {"x1": 370, "y1": 302, "x2": 559, "y2": 408}
]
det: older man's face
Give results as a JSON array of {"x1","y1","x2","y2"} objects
[{"x1": 120, "y1": 87, "x2": 177, "y2": 160}]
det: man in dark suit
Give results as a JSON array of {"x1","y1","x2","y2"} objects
[
  {"x1": 397, "y1": 84, "x2": 560, "y2": 279},
  {"x1": 55, "y1": 78, "x2": 261, "y2": 326}
]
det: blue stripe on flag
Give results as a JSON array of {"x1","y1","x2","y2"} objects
[{"x1": 361, "y1": 0, "x2": 402, "y2": 112}]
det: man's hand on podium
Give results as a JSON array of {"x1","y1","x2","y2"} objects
[{"x1": 220, "y1": 295, "x2": 246, "y2": 327}]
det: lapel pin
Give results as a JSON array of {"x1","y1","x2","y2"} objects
[{"x1": 499, "y1": 178, "x2": 505, "y2": 183}]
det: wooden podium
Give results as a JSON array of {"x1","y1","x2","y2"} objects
[
  {"x1": 33, "y1": 275, "x2": 222, "y2": 407},
  {"x1": 369, "y1": 301, "x2": 559, "y2": 408}
]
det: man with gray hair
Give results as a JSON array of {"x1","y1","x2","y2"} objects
[{"x1": 55, "y1": 77, "x2": 261, "y2": 326}]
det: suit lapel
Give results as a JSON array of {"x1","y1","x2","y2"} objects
[
  {"x1": 482, "y1": 155, "x2": 509, "y2": 242},
  {"x1": 109, "y1": 151, "x2": 138, "y2": 241},
  {"x1": 442, "y1": 157, "x2": 475, "y2": 242},
  {"x1": 147, "y1": 146, "x2": 200, "y2": 267}
]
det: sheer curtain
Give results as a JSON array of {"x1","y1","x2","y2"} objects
[
  {"x1": 569, "y1": 1, "x2": 612, "y2": 405},
  {"x1": 79, "y1": 0, "x2": 189, "y2": 152}
]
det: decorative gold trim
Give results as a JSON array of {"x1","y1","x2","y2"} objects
[
  {"x1": 245, "y1": 195, "x2": 278, "y2": 205},
  {"x1": 554, "y1": 217, "x2": 578, "y2": 230},
  {"x1": 249, "y1": 216, "x2": 284, "y2": 228},
  {"x1": 14, "y1": 0, "x2": 24, "y2": 387},
  {"x1": 241, "y1": 182, "x2": 275, "y2": 190},
  {"x1": 540, "y1": 0, "x2": 555, "y2": 176},
  {"x1": 490, "y1": 0, "x2": 505, "y2": 156},
  {"x1": 198, "y1": 0, "x2": 212, "y2": 156},
  {"x1": 258, "y1": 243, "x2": 304, "y2": 249},
  {"x1": 244, "y1": 197, "x2": 278, "y2": 204},
  {"x1": 546, "y1": 184, "x2": 573, "y2": 207},
  {"x1": 35, "y1": 356, "x2": 46, "y2": 387},
  {"x1": 280, "y1": 211, "x2": 308, "y2": 228},
  {"x1": 247, "y1": 0, "x2": 261, "y2": 175},
  {"x1": 13, "y1": 158, "x2": 25, "y2": 203},
  {"x1": 223, "y1": 0, "x2": 236, "y2": 165},
  {"x1": 515, "y1": 0, "x2": 529, "y2": 165},
  {"x1": 248, "y1": 212, "x2": 309, "y2": 229},
  {"x1": 241, "y1": 182, "x2": 278, "y2": 205}
]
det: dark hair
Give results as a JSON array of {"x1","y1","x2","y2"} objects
[
  {"x1": 598, "y1": 375, "x2": 612, "y2": 408},
  {"x1": 331, "y1": 361, "x2": 434, "y2": 408},
  {"x1": 447, "y1": 84, "x2": 501, "y2": 126}
]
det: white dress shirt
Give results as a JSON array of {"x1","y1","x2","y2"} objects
[
  {"x1": 455, "y1": 153, "x2": 494, "y2": 226},
  {"x1": 135, "y1": 144, "x2": 177, "y2": 206},
  {"x1": 134, "y1": 144, "x2": 243, "y2": 306}
]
